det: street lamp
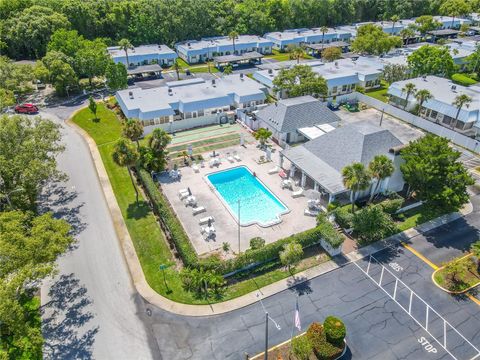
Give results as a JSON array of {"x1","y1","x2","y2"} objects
[{"x1": 256, "y1": 292, "x2": 281, "y2": 360}]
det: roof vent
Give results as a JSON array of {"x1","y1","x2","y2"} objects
[
  {"x1": 451, "y1": 85, "x2": 457, "y2": 91},
  {"x1": 168, "y1": 88, "x2": 173, "y2": 95},
  {"x1": 158, "y1": 45, "x2": 162, "y2": 49},
  {"x1": 268, "y1": 69, "x2": 273, "y2": 75},
  {"x1": 129, "y1": 91, "x2": 134, "y2": 99},
  {"x1": 334, "y1": 61, "x2": 339, "y2": 67},
  {"x1": 422, "y1": 75, "x2": 427, "y2": 81},
  {"x1": 212, "y1": 79, "x2": 216, "y2": 87},
  {"x1": 240, "y1": 73, "x2": 244, "y2": 80}
]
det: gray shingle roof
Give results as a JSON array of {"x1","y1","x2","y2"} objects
[
  {"x1": 281, "y1": 122, "x2": 403, "y2": 194},
  {"x1": 256, "y1": 95, "x2": 340, "y2": 133}
]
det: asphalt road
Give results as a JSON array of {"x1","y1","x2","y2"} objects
[
  {"x1": 37, "y1": 102, "x2": 480, "y2": 360},
  {"x1": 38, "y1": 105, "x2": 158, "y2": 360}
]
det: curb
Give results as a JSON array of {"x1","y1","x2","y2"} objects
[
  {"x1": 66, "y1": 110, "x2": 475, "y2": 316},
  {"x1": 431, "y1": 253, "x2": 480, "y2": 294}
]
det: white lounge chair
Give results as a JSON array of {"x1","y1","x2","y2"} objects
[
  {"x1": 192, "y1": 206, "x2": 206, "y2": 215},
  {"x1": 178, "y1": 189, "x2": 189, "y2": 199},
  {"x1": 234, "y1": 154, "x2": 241, "y2": 162},
  {"x1": 185, "y1": 195, "x2": 197, "y2": 207},
  {"x1": 227, "y1": 154, "x2": 235, "y2": 163},
  {"x1": 281, "y1": 179, "x2": 293, "y2": 190},
  {"x1": 268, "y1": 166, "x2": 279, "y2": 175},
  {"x1": 304, "y1": 208, "x2": 320, "y2": 216},
  {"x1": 198, "y1": 216, "x2": 214, "y2": 225},
  {"x1": 192, "y1": 164, "x2": 200, "y2": 173},
  {"x1": 292, "y1": 188, "x2": 304, "y2": 198}
]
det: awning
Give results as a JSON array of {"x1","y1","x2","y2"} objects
[
  {"x1": 213, "y1": 51, "x2": 264, "y2": 65},
  {"x1": 305, "y1": 41, "x2": 349, "y2": 51},
  {"x1": 127, "y1": 64, "x2": 163, "y2": 75},
  {"x1": 427, "y1": 29, "x2": 460, "y2": 36}
]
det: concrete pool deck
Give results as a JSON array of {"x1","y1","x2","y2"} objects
[{"x1": 158, "y1": 142, "x2": 316, "y2": 256}]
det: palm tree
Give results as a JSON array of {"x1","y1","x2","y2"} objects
[
  {"x1": 228, "y1": 30, "x2": 239, "y2": 54},
  {"x1": 390, "y1": 15, "x2": 400, "y2": 35},
  {"x1": 289, "y1": 45, "x2": 306, "y2": 64},
  {"x1": 415, "y1": 89, "x2": 433, "y2": 116},
  {"x1": 320, "y1": 26, "x2": 329, "y2": 45},
  {"x1": 368, "y1": 155, "x2": 395, "y2": 202},
  {"x1": 173, "y1": 59, "x2": 181, "y2": 80},
  {"x1": 253, "y1": 128, "x2": 272, "y2": 149},
  {"x1": 112, "y1": 138, "x2": 140, "y2": 204},
  {"x1": 401, "y1": 82, "x2": 417, "y2": 110},
  {"x1": 342, "y1": 162, "x2": 371, "y2": 212},
  {"x1": 451, "y1": 94, "x2": 472, "y2": 129},
  {"x1": 223, "y1": 64, "x2": 233, "y2": 75},
  {"x1": 122, "y1": 119, "x2": 144, "y2": 149},
  {"x1": 118, "y1": 38, "x2": 134, "y2": 68},
  {"x1": 148, "y1": 128, "x2": 172, "y2": 154}
]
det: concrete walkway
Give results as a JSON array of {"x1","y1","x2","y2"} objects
[{"x1": 68, "y1": 114, "x2": 474, "y2": 317}]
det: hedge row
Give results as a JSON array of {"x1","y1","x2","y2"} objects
[
  {"x1": 137, "y1": 168, "x2": 199, "y2": 267},
  {"x1": 317, "y1": 214, "x2": 345, "y2": 248}
]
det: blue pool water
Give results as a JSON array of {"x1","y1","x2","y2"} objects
[{"x1": 206, "y1": 166, "x2": 288, "y2": 226}]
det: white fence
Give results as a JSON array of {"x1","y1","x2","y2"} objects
[{"x1": 354, "y1": 93, "x2": 480, "y2": 153}]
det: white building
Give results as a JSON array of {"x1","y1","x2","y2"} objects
[
  {"x1": 388, "y1": 75, "x2": 480, "y2": 135},
  {"x1": 265, "y1": 28, "x2": 353, "y2": 51},
  {"x1": 116, "y1": 74, "x2": 267, "y2": 134},
  {"x1": 107, "y1": 44, "x2": 177, "y2": 67}
]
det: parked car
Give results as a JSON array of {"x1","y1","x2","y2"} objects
[{"x1": 14, "y1": 103, "x2": 39, "y2": 114}]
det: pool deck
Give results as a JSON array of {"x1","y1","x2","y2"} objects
[{"x1": 158, "y1": 142, "x2": 316, "y2": 256}]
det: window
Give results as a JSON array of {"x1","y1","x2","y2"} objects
[
  {"x1": 185, "y1": 112, "x2": 192, "y2": 119},
  {"x1": 430, "y1": 110, "x2": 438, "y2": 119},
  {"x1": 366, "y1": 81, "x2": 373, "y2": 88},
  {"x1": 332, "y1": 86, "x2": 338, "y2": 93},
  {"x1": 198, "y1": 109, "x2": 204, "y2": 117},
  {"x1": 342, "y1": 85, "x2": 347, "y2": 92}
]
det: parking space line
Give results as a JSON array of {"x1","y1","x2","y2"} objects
[
  {"x1": 354, "y1": 255, "x2": 480, "y2": 360},
  {"x1": 401, "y1": 242, "x2": 439, "y2": 270}
]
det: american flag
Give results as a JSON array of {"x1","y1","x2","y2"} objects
[{"x1": 294, "y1": 298, "x2": 301, "y2": 331}]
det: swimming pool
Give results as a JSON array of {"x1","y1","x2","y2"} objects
[{"x1": 206, "y1": 166, "x2": 289, "y2": 227}]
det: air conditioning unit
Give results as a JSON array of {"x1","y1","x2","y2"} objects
[
  {"x1": 212, "y1": 79, "x2": 216, "y2": 87},
  {"x1": 168, "y1": 88, "x2": 173, "y2": 95},
  {"x1": 240, "y1": 73, "x2": 244, "y2": 80},
  {"x1": 129, "y1": 91, "x2": 133, "y2": 99}
]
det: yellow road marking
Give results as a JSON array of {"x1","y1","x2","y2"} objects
[
  {"x1": 401, "y1": 242, "x2": 439, "y2": 270},
  {"x1": 467, "y1": 294, "x2": 480, "y2": 306}
]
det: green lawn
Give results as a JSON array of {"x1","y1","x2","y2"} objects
[
  {"x1": 395, "y1": 205, "x2": 445, "y2": 232},
  {"x1": 264, "y1": 49, "x2": 314, "y2": 62},
  {"x1": 72, "y1": 103, "x2": 327, "y2": 304},
  {"x1": 365, "y1": 81, "x2": 390, "y2": 103}
]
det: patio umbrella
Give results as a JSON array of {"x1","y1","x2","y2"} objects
[
  {"x1": 188, "y1": 187, "x2": 192, "y2": 196},
  {"x1": 212, "y1": 150, "x2": 216, "y2": 158}
]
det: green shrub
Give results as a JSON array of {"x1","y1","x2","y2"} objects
[
  {"x1": 306, "y1": 322, "x2": 343, "y2": 360},
  {"x1": 324, "y1": 316, "x2": 346, "y2": 346},
  {"x1": 137, "y1": 168, "x2": 198, "y2": 267},
  {"x1": 327, "y1": 201, "x2": 340, "y2": 212},
  {"x1": 379, "y1": 197, "x2": 404, "y2": 214},
  {"x1": 317, "y1": 213, "x2": 344, "y2": 248},
  {"x1": 249, "y1": 237, "x2": 265, "y2": 250},
  {"x1": 451, "y1": 73, "x2": 477, "y2": 86},
  {"x1": 333, "y1": 206, "x2": 353, "y2": 229},
  {"x1": 352, "y1": 205, "x2": 397, "y2": 246},
  {"x1": 291, "y1": 335, "x2": 313, "y2": 360},
  {"x1": 306, "y1": 322, "x2": 324, "y2": 347}
]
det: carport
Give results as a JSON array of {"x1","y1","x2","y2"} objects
[{"x1": 213, "y1": 51, "x2": 264, "y2": 69}]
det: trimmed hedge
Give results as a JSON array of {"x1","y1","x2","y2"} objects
[
  {"x1": 324, "y1": 316, "x2": 346, "y2": 346},
  {"x1": 451, "y1": 73, "x2": 477, "y2": 86},
  {"x1": 332, "y1": 206, "x2": 353, "y2": 229},
  {"x1": 379, "y1": 197, "x2": 404, "y2": 214},
  {"x1": 137, "y1": 168, "x2": 198, "y2": 267},
  {"x1": 306, "y1": 321, "x2": 344, "y2": 360},
  {"x1": 317, "y1": 213, "x2": 344, "y2": 248}
]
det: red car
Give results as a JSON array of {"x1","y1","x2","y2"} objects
[{"x1": 15, "y1": 103, "x2": 38, "y2": 114}]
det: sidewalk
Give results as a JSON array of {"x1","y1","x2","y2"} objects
[{"x1": 67, "y1": 114, "x2": 474, "y2": 316}]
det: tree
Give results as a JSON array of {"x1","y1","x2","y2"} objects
[
  {"x1": 253, "y1": 128, "x2": 272, "y2": 148},
  {"x1": 341, "y1": 162, "x2": 371, "y2": 212},
  {"x1": 414, "y1": 15, "x2": 442, "y2": 37},
  {"x1": 0, "y1": 88, "x2": 15, "y2": 111},
  {"x1": 0, "y1": 211, "x2": 73, "y2": 359},
  {"x1": 0, "y1": 115, "x2": 65, "y2": 211},
  {"x1": 105, "y1": 61, "x2": 128, "y2": 91},
  {"x1": 351, "y1": 24, "x2": 402, "y2": 55},
  {"x1": 228, "y1": 30, "x2": 239, "y2": 53},
  {"x1": 223, "y1": 64, "x2": 233, "y2": 75},
  {"x1": 173, "y1": 59, "x2": 181, "y2": 80},
  {"x1": 443, "y1": 259, "x2": 469, "y2": 284},
  {"x1": 408, "y1": 46, "x2": 455, "y2": 77},
  {"x1": 352, "y1": 205, "x2": 397, "y2": 245},
  {"x1": 400, "y1": 134, "x2": 474, "y2": 211},
  {"x1": 451, "y1": 94, "x2": 472, "y2": 129},
  {"x1": 415, "y1": 89, "x2": 433, "y2": 115},
  {"x1": 288, "y1": 44, "x2": 306, "y2": 64},
  {"x1": 75, "y1": 39, "x2": 109, "y2": 88},
  {"x1": 440, "y1": 0, "x2": 471, "y2": 28},
  {"x1": 390, "y1": 15, "x2": 400, "y2": 34},
  {"x1": 320, "y1": 26, "x2": 329, "y2": 44},
  {"x1": 118, "y1": 38, "x2": 134, "y2": 68},
  {"x1": 401, "y1": 82, "x2": 417, "y2": 110},
  {"x1": 142, "y1": 128, "x2": 171, "y2": 172},
  {"x1": 37, "y1": 51, "x2": 78, "y2": 96},
  {"x1": 383, "y1": 64, "x2": 410, "y2": 84},
  {"x1": 88, "y1": 96, "x2": 97, "y2": 120},
  {"x1": 47, "y1": 29, "x2": 84, "y2": 58},
  {"x1": 466, "y1": 43, "x2": 480, "y2": 74},
  {"x1": 249, "y1": 237, "x2": 265, "y2": 250},
  {"x1": 400, "y1": 26, "x2": 416, "y2": 45},
  {"x1": 322, "y1": 47, "x2": 342, "y2": 62},
  {"x1": 112, "y1": 138, "x2": 140, "y2": 204},
  {"x1": 279, "y1": 241, "x2": 303, "y2": 272},
  {"x1": 0, "y1": 56, "x2": 35, "y2": 95},
  {"x1": 273, "y1": 65, "x2": 327, "y2": 98},
  {"x1": 122, "y1": 119, "x2": 144, "y2": 148},
  {"x1": 1, "y1": 5, "x2": 70, "y2": 59},
  {"x1": 368, "y1": 155, "x2": 395, "y2": 202}
]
